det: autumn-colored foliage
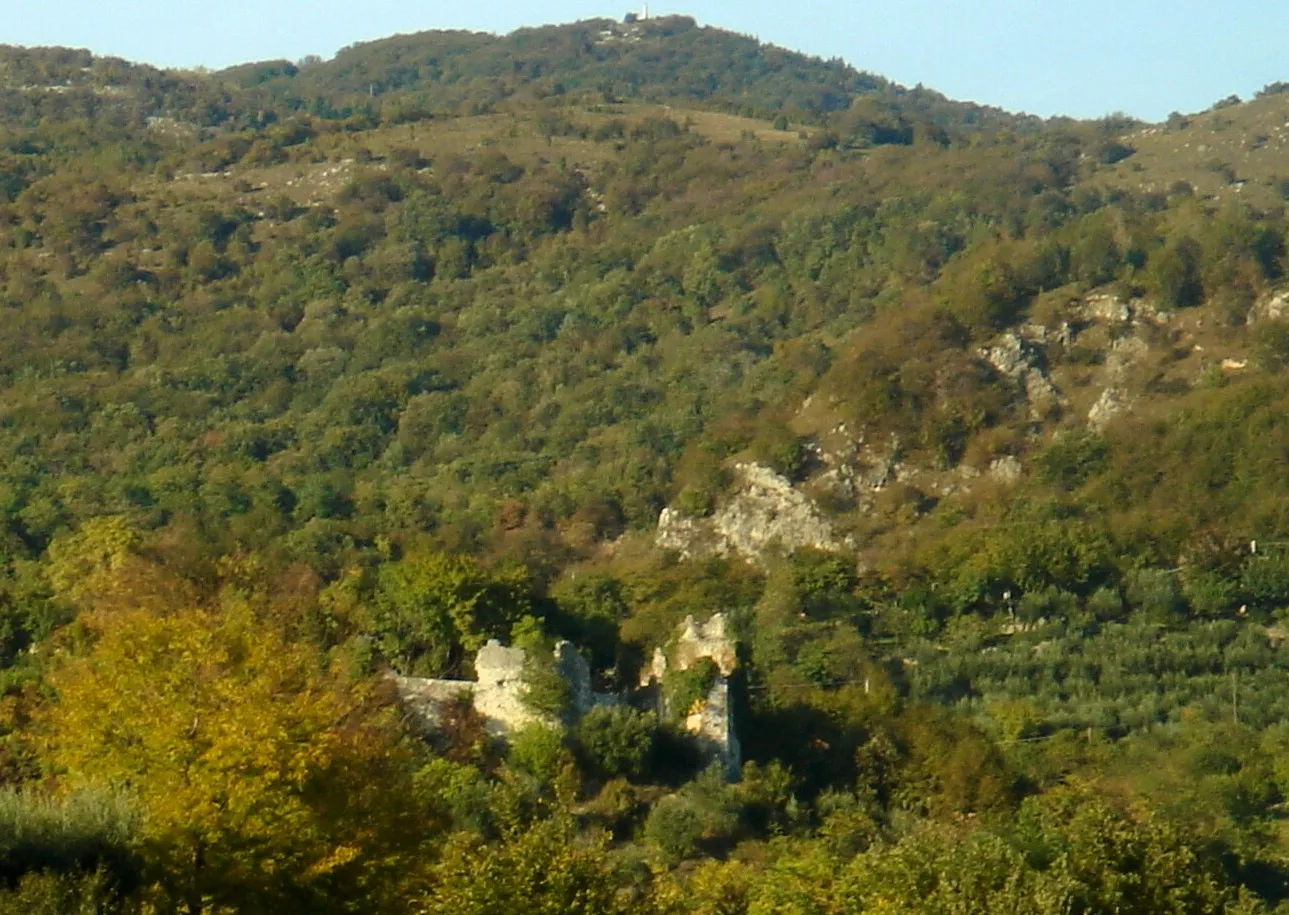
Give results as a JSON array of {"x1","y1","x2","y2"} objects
[{"x1": 41, "y1": 603, "x2": 429, "y2": 913}]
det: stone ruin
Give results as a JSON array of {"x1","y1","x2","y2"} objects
[
  {"x1": 394, "y1": 612, "x2": 742, "y2": 779},
  {"x1": 638, "y1": 612, "x2": 741, "y2": 780},
  {"x1": 394, "y1": 638, "x2": 600, "y2": 737}
]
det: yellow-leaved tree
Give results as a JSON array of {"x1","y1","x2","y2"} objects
[{"x1": 40, "y1": 602, "x2": 433, "y2": 914}]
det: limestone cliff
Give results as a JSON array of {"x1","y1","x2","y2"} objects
[{"x1": 656, "y1": 462, "x2": 841, "y2": 565}]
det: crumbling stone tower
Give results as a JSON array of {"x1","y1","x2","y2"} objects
[{"x1": 640, "y1": 612, "x2": 741, "y2": 780}]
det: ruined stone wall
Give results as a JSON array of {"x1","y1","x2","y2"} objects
[
  {"x1": 469, "y1": 639, "x2": 543, "y2": 733},
  {"x1": 640, "y1": 612, "x2": 742, "y2": 779},
  {"x1": 395, "y1": 637, "x2": 599, "y2": 737},
  {"x1": 396, "y1": 617, "x2": 743, "y2": 780},
  {"x1": 684, "y1": 677, "x2": 741, "y2": 780},
  {"x1": 392, "y1": 675, "x2": 477, "y2": 730}
]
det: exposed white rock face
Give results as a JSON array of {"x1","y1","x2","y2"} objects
[
  {"x1": 1084, "y1": 294, "x2": 1132, "y2": 323},
  {"x1": 814, "y1": 433, "x2": 899, "y2": 500},
  {"x1": 1106, "y1": 335, "x2": 1149, "y2": 382},
  {"x1": 714, "y1": 462, "x2": 840, "y2": 557},
  {"x1": 1082, "y1": 292, "x2": 1173, "y2": 326},
  {"x1": 655, "y1": 508, "x2": 703, "y2": 556},
  {"x1": 1022, "y1": 374, "x2": 1063, "y2": 421},
  {"x1": 656, "y1": 462, "x2": 840, "y2": 564},
  {"x1": 1088, "y1": 387, "x2": 1127, "y2": 429},
  {"x1": 978, "y1": 332, "x2": 1063, "y2": 421},
  {"x1": 988, "y1": 455, "x2": 1023, "y2": 483},
  {"x1": 1249, "y1": 288, "x2": 1289, "y2": 323},
  {"x1": 979, "y1": 332, "x2": 1036, "y2": 377}
]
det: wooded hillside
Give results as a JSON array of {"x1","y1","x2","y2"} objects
[{"x1": 4, "y1": 18, "x2": 1289, "y2": 913}]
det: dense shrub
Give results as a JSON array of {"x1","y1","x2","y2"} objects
[
  {"x1": 574, "y1": 706, "x2": 659, "y2": 782},
  {"x1": 506, "y1": 725, "x2": 575, "y2": 794},
  {"x1": 644, "y1": 796, "x2": 706, "y2": 861}
]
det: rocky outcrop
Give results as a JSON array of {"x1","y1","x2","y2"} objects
[
  {"x1": 1082, "y1": 292, "x2": 1174, "y2": 326},
  {"x1": 812, "y1": 431, "x2": 900, "y2": 501},
  {"x1": 988, "y1": 455, "x2": 1023, "y2": 483},
  {"x1": 1088, "y1": 387, "x2": 1128, "y2": 429},
  {"x1": 1248, "y1": 288, "x2": 1289, "y2": 323},
  {"x1": 979, "y1": 332, "x2": 1040, "y2": 378},
  {"x1": 1106, "y1": 335, "x2": 1149, "y2": 383},
  {"x1": 978, "y1": 332, "x2": 1063, "y2": 421},
  {"x1": 1083, "y1": 293, "x2": 1132, "y2": 323},
  {"x1": 655, "y1": 508, "x2": 703, "y2": 556},
  {"x1": 656, "y1": 462, "x2": 841, "y2": 564},
  {"x1": 1019, "y1": 321, "x2": 1074, "y2": 348}
]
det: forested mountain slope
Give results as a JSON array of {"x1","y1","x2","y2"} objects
[
  {"x1": 224, "y1": 16, "x2": 1037, "y2": 133},
  {"x1": 5, "y1": 17, "x2": 1289, "y2": 913}
]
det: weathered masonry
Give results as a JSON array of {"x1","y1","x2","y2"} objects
[{"x1": 394, "y1": 612, "x2": 742, "y2": 778}]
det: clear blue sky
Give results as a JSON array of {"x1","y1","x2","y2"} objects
[{"x1": 7, "y1": 0, "x2": 1289, "y2": 122}]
